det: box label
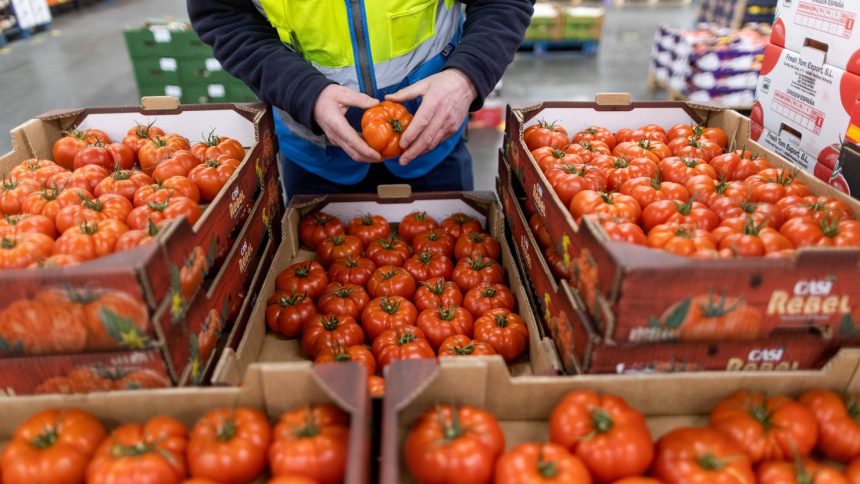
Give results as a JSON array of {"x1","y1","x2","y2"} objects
[
  {"x1": 208, "y1": 85, "x2": 226, "y2": 98},
  {"x1": 159, "y1": 58, "x2": 178, "y2": 72},
  {"x1": 150, "y1": 27, "x2": 172, "y2": 43},
  {"x1": 205, "y1": 58, "x2": 223, "y2": 72},
  {"x1": 794, "y1": 1, "x2": 855, "y2": 40}
]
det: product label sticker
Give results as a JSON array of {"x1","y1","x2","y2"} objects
[
  {"x1": 165, "y1": 85, "x2": 182, "y2": 98},
  {"x1": 151, "y1": 28, "x2": 172, "y2": 43},
  {"x1": 208, "y1": 84, "x2": 226, "y2": 97},
  {"x1": 205, "y1": 58, "x2": 222, "y2": 72},
  {"x1": 794, "y1": 1, "x2": 855, "y2": 39},
  {"x1": 159, "y1": 58, "x2": 178, "y2": 72}
]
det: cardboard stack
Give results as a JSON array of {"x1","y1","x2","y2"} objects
[
  {"x1": 750, "y1": 0, "x2": 860, "y2": 195},
  {"x1": 525, "y1": 2, "x2": 604, "y2": 43},
  {"x1": 698, "y1": 0, "x2": 778, "y2": 29}
]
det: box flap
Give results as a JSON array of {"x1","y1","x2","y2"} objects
[
  {"x1": 141, "y1": 96, "x2": 181, "y2": 111},
  {"x1": 595, "y1": 93, "x2": 631, "y2": 106},
  {"x1": 377, "y1": 184, "x2": 411, "y2": 199}
]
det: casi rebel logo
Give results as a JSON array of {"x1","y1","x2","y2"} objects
[
  {"x1": 767, "y1": 277, "x2": 850, "y2": 320},
  {"x1": 519, "y1": 234, "x2": 532, "y2": 272},
  {"x1": 531, "y1": 183, "x2": 546, "y2": 217},
  {"x1": 726, "y1": 347, "x2": 799, "y2": 371},
  {"x1": 239, "y1": 239, "x2": 253, "y2": 273},
  {"x1": 229, "y1": 187, "x2": 246, "y2": 219}
]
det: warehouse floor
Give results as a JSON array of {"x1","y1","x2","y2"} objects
[{"x1": 0, "y1": 0, "x2": 697, "y2": 190}]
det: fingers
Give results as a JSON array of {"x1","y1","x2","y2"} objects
[
  {"x1": 399, "y1": 99, "x2": 434, "y2": 149},
  {"x1": 400, "y1": 111, "x2": 450, "y2": 165},
  {"x1": 340, "y1": 89, "x2": 380, "y2": 110},
  {"x1": 385, "y1": 79, "x2": 429, "y2": 103},
  {"x1": 324, "y1": 114, "x2": 382, "y2": 163}
]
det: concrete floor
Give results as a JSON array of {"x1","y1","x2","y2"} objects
[{"x1": 0, "y1": 0, "x2": 697, "y2": 190}]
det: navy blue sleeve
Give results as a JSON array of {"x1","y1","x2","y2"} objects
[
  {"x1": 186, "y1": 0, "x2": 334, "y2": 131},
  {"x1": 445, "y1": 0, "x2": 534, "y2": 111}
]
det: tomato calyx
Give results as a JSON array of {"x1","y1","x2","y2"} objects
[
  {"x1": 0, "y1": 236, "x2": 16, "y2": 250},
  {"x1": 379, "y1": 296, "x2": 402, "y2": 315},
  {"x1": 79, "y1": 221, "x2": 100, "y2": 236},
  {"x1": 436, "y1": 305, "x2": 457, "y2": 321},
  {"x1": 481, "y1": 286, "x2": 498, "y2": 298},
  {"x1": 740, "y1": 216, "x2": 767, "y2": 236},
  {"x1": 145, "y1": 220, "x2": 162, "y2": 237},
  {"x1": 111, "y1": 442, "x2": 155, "y2": 458},
  {"x1": 360, "y1": 214, "x2": 375, "y2": 226},
  {"x1": 201, "y1": 129, "x2": 222, "y2": 147},
  {"x1": 293, "y1": 409, "x2": 323, "y2": 439},
  {"x1": 111, "y1": 168, "x2": 133, "y2": 181},
  {"x1": 493, "y1": 314, "x2": 510, "y2": 328},
  {"x1": 38, "y1": 186, "x2": 61, "y2": 201},
  {"x1": 468, "y1": 256, "x2": 494, "y2": 271},
  {"x1": 413, "y1": 211, "x2": 427, "y2": 221},
  {"x1": 216, "y1": 418, "x2": 238, "y2": 441},
  {"x1": 1, "y1": 176, "x2": 19, "y2": 191},
  {"x1": 675, "y1": 197, "x2": 696, "y2": 216},
  {"x1": 203, "y1": 158, "x2": 222, "y2": 168},
  {"x1": 696, "y1": 452, "x2": 729, "y2": 471},
  {"x1": 328, "y1": 234, "x2": 346, "y2": 247},
  {"x1": 342, "y1": 256, "x2": 360, "y2": 269},
  {"x1": 31, "y1": 427, "x2": 59, "y2": 449},
  {"x1": 329, "y1": 285, "x2": 354, "y2": 299},
  {"x1": 321, "y1": 315, "x2": 342, "y2": 331},
  {"x1": 614, "y1": 158, "x2": 630, "y2": 169},
  {"x1": 818, "y1": 214, "x2": 842, "y2": 239},
  {"x1": 450, "y1": 343, "x2": 475, "y2": 355},
  {"x1": 681, "y1": 157, "x2": 700, "y2": 168},
  {"x1": 397, "y1": 329, "x2": 420, "y2": 346},
  {"x1": 389, "y1": 118, "x2": 404, "y2": 133},
  {"x1": 146, "y1": 199, "x2": 170, "y2": 213},
  {"x1": 380, "y1": 268, "x2": 400, "y2": 281},
  {"x1": 436, "y1": 404, "x2": 467, "y2": 442},
  {"x1": 845, "y1": 395, "x2": 860, "y2": 423},
  {"x1": 331, "y1": 345, "x2": 353, "y2": 363},
  {"x1": 133, "y1": 121, "x2": 158, "y2": 139},
  {"x1": 276, "y1": 291, "x2": 308, "y2": 308},
  {"x1": 62, "y1": 128, "x2": 89, "y2": 140},
  {"x1": 417, "y1": 248, "x2": 436, "y2": 266},
  {"x1": 421, "y1": 279, "x2": 447, "y2": 296},
  {"x1": 377, "y1": 238, "x2": 398, "y2": 250},
  {"x1": 312, "y1": 213, "x2": 335, "y2": 227},
  {"x1": 150, "y1": 136, "x2": 168, "y2": 148},
  {"x1": 536, "y1": 446, "x2": 559, "y2": 478},
  {"x1": 452, "y1": 214, "x2": 473, "y2": 227},
  {"x1": 294, "y1": 264, "x2": 313, "y2": 278}
]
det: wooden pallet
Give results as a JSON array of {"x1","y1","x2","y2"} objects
[{"x1": 518, "y1": 39, "x2": 600, "y2": 56}]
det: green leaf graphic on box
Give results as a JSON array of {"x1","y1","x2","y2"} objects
[
  {"x1": 0, "y1": 337, "x2": 24, "y2": 357},
  {"x1": 840, "y1": 312, "x2": 857, "y2": 338},
  {"x1": 207, "y1": 237, "x2": 217, "y2": 266},
  {"x1": 663, "y1": 298, "x2": 691, "y2": 329},
  {"x1": 101, "y1": 308, "x2": 149, "y2": 349},
  {"x1": 189, "y1": 333, "x2": 203, "y2": 385}
]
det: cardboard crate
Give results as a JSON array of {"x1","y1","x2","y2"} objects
[
  {"x1": 498, "y1": 150, "x2": 842, "y2": 375},
  {"x1": 503, "y1": 94, "x2": 860, "y2": 346},
  {"x1": 212, "y1": 187, "x2": 561, "y2": 387},
  {"x1": 381, "y1": 353, "x2": 860, "y2": 483},
  {"x1": 771, "y1": 0, "x2": 860, "y2": 76},
  {"x1": 0, "y1": 362, "x2": 371, "y2": 484}
]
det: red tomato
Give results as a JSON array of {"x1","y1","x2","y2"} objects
[
  {"x1": 402, "y1": 249, "x2": 454, "y2": 282},
  {"x1": 366, "y1": 265, "x2": 417, "y2": 299},
  {"x1": 277, "y1": 261, "x2": 329, "y2": 300},
  {"x1": 188, "y1": 156, "x2": 240, "y2": 202},
  {"x1": 413, "y1": 228, "x2": 455, "y2": 258},
  {"x1": 711, "y1": 217, "x2": 795, "y2": 256},
  {"x1": 564, "y1": 140, "x2": 612, "y2": 164},
  {"x1": 188, "y1": 407, "x2": 271, "y2": 483},
  {"x1": 437, "y1": 334, "x2": 496, "y2": 357},
  {"x1": 191, "y1": 133, "x2": 245, "y2": 161},
  {"x1": 414, "y1": 277, "x2": 463, "y2": 312},
  {"x1": 122, "y1": 123, "x2": 166, "y2": 155},
  {"x1": 1, "y1": 177, "x2": 41, "y2": 216},
  {"x1": 599, "y1": 218, "x2": 648, "y2": 246},
  {"x1": 710, "y1": 151, "x2": 771, "y2": 181},
  {"x1": 570, "y1": 191, "x2": 642, "y2": 224},
  {"x1": 452, "y1": 255, "x2": 505, "y2": 292},
  {"x1": 371, "y1": 326, "x2": 435, "y2": 370},
  {"x1": 299, "y1": 212, "x2": 345, "y2": 249},
  {"x1": 642, "y1": 199, "x2": 719, "y2": 232},
  {"x1": 595, "y1": 156, "x2": 659, "y2": 192},
  {"x1": 347, "y1": 214, "x2": 390, "y2": 246},
  {"x1": 648, "y1": 223, "x2": 717, "y2": 257},
  {"x1": 316, "y1": 234, "x2": 364, "y2": 268},
  {"x1": 757, "y1": 459, "x2": 847, "y2": 484},
  {"x1": 364, "y1": 237, "x2": 411, "y2": 267},
  {"x1": 545, "y1": 163, "x2": 607, "y2": 205},
  {"x1": 533, "y1": 147, "x2": 584, "y2": 173},
  {"x1": 398, "y1": 211, "x2": 439, "y2": 244},
  {"x1": 653, "y1": 427, "x2": 754, "y2": 484},
  {"x1": 266, "y1": 291, "x2": 317, "y2": 338},
  {"x1": 495, "y1": 442, "x2": 592, "y2": 484},
  {"x1": 573, "y1": 125, "x2": 617, "y2": 150},
  {"x1": 658, "y1": 156, "x2": 717, "y2": 185},
  {"x1": 53, "y1": 219, "x2": 129, "y2": 261},
  {"x1": 53, "y1": 132, "x2": 88, "y2": 170},
  {"x1": 463, "y1": 283, "x2": 516, "y2": 319},
  {"x1": 360, "y1": 295, "x2": 418, "y2": 341},
  {"x1": 126, "y1": 196, "x2": 202, "y2": 230},
  {"x1": 441, "y1": 212, "x2": 483, "y2": 239},
  {"x1": 746, "y1": 168, "x2": 812, "y2": 204},
  {"x1": 94, "y1": 169, "x2": 153, "y2": 201},
  {"x1": 87, "y1": 416, "x2": 187, "y2": 484},
  {"x1": 523, "y1": 120, "x2": 569, "y2": 151},
  {"x1": 416, "y1": 305, "x2": 475, "y2": 351},
  {"x1": 301, "y1": 314, "x2": 365, "y2": 358},
  {"x1": 72, "y1": 144, "x2": 116, "y2": 171},
  {"x1": 10, "y1": 159, "x2": 65, "y2": 186},
  {"x1": 152, "y1": 150, "x2": 201, "y2": 182},
  {"x1": 0, "y1": 213, "x2": 56, "y2": 238},
  {"x1": 777, "y1": 195, "x2": 854, "y2": 223},
  {"x1": 473, "y1": 308, "x2": 528, "y2": 361},
  {"x1": 327, "y1": 256, "x2": 376, "y2": 286},
  {"x1": 799, "y1": 389, "x2": 860, "y2": 463},
  {"x1": 780, "y1": 217, "x2": 860, "y2": 248},
  {"x1": 619, "y1": 176, "x2": 690, "y2": 208},
  {"x1": 316, "y1": 282, "x2": 370, "y2": 321},
  {"x1": 268, "y1": 405, "x2": 350, "y2": 484}
]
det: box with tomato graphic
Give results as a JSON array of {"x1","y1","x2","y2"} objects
[
  {"x1": 503, "y1": 95, "x2": 860, "y2": 350},
  {"x1": 499, "y1": 151, "x2": 843, "y2": 374},
  {"x1": 210, "y1": 187, "x2": 562, "y2": 392},
  {"x1": 381, "y1": 353, "x2": 860, "y2": 483}
]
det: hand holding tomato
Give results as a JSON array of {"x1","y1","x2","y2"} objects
[{"x1": 315, "y1": 84, "x2": 382, "y2": 163}]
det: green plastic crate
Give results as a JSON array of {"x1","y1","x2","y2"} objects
[
  {"x1": 124, "y1": 28, "x2": 176, "y2": 59},
  {"x1": 132, "y1": 57, "x2": 182, "y2": 86},
  {"x1": 171, "y1": 30, "x2": 213, "y2": 59},
  {"x1": 178, "y1": 57, "x2": 236, "y2": 85}
]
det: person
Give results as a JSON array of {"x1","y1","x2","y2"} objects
[{"x1": 188, "y1": 0, "x2": 533, "y2": 196}]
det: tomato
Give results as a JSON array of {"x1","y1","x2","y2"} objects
[
  {"x1": 366, "y1": 265, "x2": 417, "y2": 299},
  {"x1": 437, "y1": 334, "x2": 496, "y2": 357},
  {"x1": 413, "y1": 228, "x2": 456, "y2": 258},
  {"x1": 652, "y1": 427, "x2": 754, "y2": 484},
  {"x1": 529, "y1": 213, "x2": 553, "y2": 248},
  {"x1": 745, "y1": 168, "x2": 811, "y2": 204},
  {"x1": 710, "y1": 151, "x2": 771, "y2": 181},
  {"x1": 668, "y1": 124, "x2": 697, "y2": 142},
  {"x1": 668, "y1": 137, "x2": 716, "y2": 161},
  {"x1": 659, "y1": 156, "x2": 717, "y2": 185},
  {"x1": 317, "y1": 234, "x2": 363, "y2": 268},
  {"x1": 126, "y1": 196, "x2": 202, "y2": 230},
  {"x1": 452, "y1": 255, "x2": 505, "y2": 292},
  {"x1": 545, "y1": 163, "x2": 607, "y2": 205},
  {"x1": 403, "y1": 249, "x2": 454, "y2": 282},
  {"x1": 710, "y1": 198, "x2": 783, "y2": 229},
  {"x1": 416, "y1": 305, "x2": 475, "y2": 351},
  {"x1": 87, "y1": 416, "x2": 187, "y2": 484},
  {"x1": 152, "y1": 150, "x2": 201, "y2": 182},
  {"x1": 612, "y1": 140, "x2": 667, "y2": 164},
  {"x1": 299, "y1": 212, "x2": 346, "y2": 249},
  {"x1": 533, "y1": 147, "x2": 584, "y2": 173},
  {"x1": 55, "y1": 194, "x2": 133, "y2": 233},
  {"x1": 548, "y1": 390, "x2": 652, "y2": 481},
  {"x1": 276, "y1": 261, "x2": 329, "y2": 299},
  {"x1": 642, "y1": 199, "x2": 719, "y2": 232},
  {"x1": 780, "y1": 217, "x2": 860, "y2": 248},
  {"x1": 599, "y1": 218, "x2": 648, "y2": 246},
  {"x1": 573, "y1": 125, "x2": 616, "y2": 150},
  {"x1": 364, "y1": 237, "x2": 411, "y2": 267},
  {"x1": 524, "y1": 120, "x2": 569, "y2": 151},
  {"x1": 799, "y1": 389, "x2": 860, "y2": 463},
  {"x1": 564, "y1": 140, "x2": 612, "y2": 164},
  {"x1": 599, "y1": 157, "x2": 659, "y2": 192},
  {"x1": 52, "y1": 219, "x2": 127, "y2": 261},
  {"x1": 757, "y1": 458, "x2": 847, "y2": 484},
  {"x1": 1, "y1": 177, "x2": 40, "y2": 215},
  {"x1": 441, "y1": 212, "x2": 483, "y2": 239},
  {"x1": 266, "y1": 291, "x2": 316, "y2": 338},
  {"x1": 47, "y1": 165, "x2": 109, "y2": 195},
  {"x1": 191, "y1": 133, "x2": 245, "y2": 161},
  {"x1": 53, "y1": 132, "x2": 88, "y2": 170},
  {"x1": 188, "y1": 156, "x2": 240, "y2": 201},
  {"x1": 712, "y1": 217, "x2": 794, "y2": 256},
  {"x1": 179, "y1": 246, "x2": 209, "y2": 300},
  {"x1": 347, "y1": 214, "x2": 390, "y2": 246},
  {"x1": 778, "y1": 195, "x2": 854, "y2": 223},
  {"x1": 616, "y1": 127, "x2": 668, "y2": 144},
  {"x1": 647, "y1": 223, "x2": 716, "y2": 257},
  {"x1": 847, "y1": 458, "x2": 860, "y2": 484},
  {"x1": 158, "y1": 175, "x2": 202, "y2": 203},
  {"x1": 122, "y1": 123, "x2": 166, "y2": 155},
  {"x1": 473, "y1": 308, "x2": 528, "y2": 361},
  {"x1": 188, "y1": 407, "x2": 271, "y2": 483},
  {"x1": 463, "y1": 283, "x2": 516, "y2": 320},
  {"x1": 570, "y1": 191, "x2": 641, "y2": 224},
  {"x1": 494, "y1": 442, "x2": 591, "y2": 484},
  {"x1": 368, "y1": 375, "x2": 385, "y2": 397},
  {"x1": 361, "y1": 101, "x2": 412, "y2": 158},
  {"x1": 405, "y1": 404, "x2": 505, "y2": 484},
  {"x1": 269, "y1": 405, "x2": 350, "y2": 484},
  {"x1": 372, "y1": 326, "x2": 435, "y2": 369},
  {"x1": 328, "y1": 256, "x2": 375, "y2": 286},
  {"x1": 360, "y1": 295, "x2": 418, "y2": 341},
  {"x1": 302, "y1": 314, "x2": 365, "y2": 357},
  {"x1": 415, "y1": 277, "x2": 463, "y2": 312},
  {"x1": 709, "y1": 391, "x2": 818, "y2": 463},
  {"x1": 10, "y1": 158, "x2": 65, "y2": 186},
  {"x1": 104, "y1": 142, "x2": 136, "y2": 171},
  {"x1": 314, "y1": 344, "x2": 376, "y2": 377},
  {"x1": 398, "y1": 211, "x2": 439, "y2": 244},
  {"x1": 1, "y1": 408, "x2": 107, "y2": 484},
  {"x1": 70, "y1": 143, "x2": 114, "y2": 172},
  {"x1": 317, "y1": 282, "x2": 370, "y2": 320},
  {"x1": 138, "y1": 136, "x2": 189, "y2": 176},
  {"x1": 662, "y1": 293, "x2": 764, "y2": 341},
  {"x1": 618, "y1": 176, "x2": 690, "y2": 208},
  {"x1": 132, "y1": 182, "x2": 175, "y2": 207},
  {"x1": 0, "y1": 213, "x2": 56, "y2": 238},
  {"x1": 94, "y1": 168, "x2": 153, "y2": 201}
]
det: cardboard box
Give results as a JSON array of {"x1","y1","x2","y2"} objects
[
  {"x1": 381, "y1": 353, "x2": 860, "y2": 484},
  {"x1": 750, "y1": 43, "x2": 860, "y2": 161},
  {"x1": 504, "y1": 95, "x2": 860, "y2": 346},
  {"x1": 212, "y1": 187, "x2": 562, "y2": 386},
  {"x1": 771, "y1": 0, "x2": 860, "y2": 76},
  {"x1": 498, "y1": 150, "x2": 841, "y2": 374},
  {"x1": 0, "y1": 362, "x2": 371, "y2": 484}
]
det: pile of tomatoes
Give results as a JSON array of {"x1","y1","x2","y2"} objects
[
  {"x1": 0, "y1": 125, "x2": 245, "y2": 269},
  {"x1": 525, "y1": 121, "x2": 860, "y2": 258},
  {"x1": 267, "y1": 210, "x2": 530, "y2": 396},
  {"x1": 405, "y1": 387, "x2": 860, "y2": 484},
  {"x1": 1, "y1": 404, "x2": 350, "y2": 484}
]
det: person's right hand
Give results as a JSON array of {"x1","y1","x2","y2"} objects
[{"x1": 313, "y1": 84, "x2": 382, "y2": 163}]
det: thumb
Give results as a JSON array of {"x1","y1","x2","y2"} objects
[
  {"x1": 386, "y1": 79, "x2": 429, "y2": 102},
  {"x1": 341, "y1": 89, "x2": 379, "y2": 109}
]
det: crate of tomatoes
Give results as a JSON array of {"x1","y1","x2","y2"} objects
[
  {"x1": 503, "y1": 94, "x2": 860, "y2": 360},
  {"x1": 500, "y1": 150, "x2": 853, "y2": 374},
  {"x1": 382, "y1": 353, "x2": 860, "y2": 483},
  {"x1": 211, "y1": 185, "x2": 561, "y2": 396},
  {"x1": 0, "y1": 97, "x2": 280, "y2": 393},
  {"x1": 0, "y1": 361, "x2": 370, "y2": 484}
]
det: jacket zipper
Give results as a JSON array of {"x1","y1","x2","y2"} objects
[{"x1": 347, "y1": 0, "x2": 375, "y2": 96}]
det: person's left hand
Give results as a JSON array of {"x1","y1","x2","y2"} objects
[{"x1": 385, "y1": 69, "x2": 477, "y2": 165}]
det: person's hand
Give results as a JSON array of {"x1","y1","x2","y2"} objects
[
  {"x1": 314, "y1": 84, "x2": 382, "y2": 163},
  {"x1": 386, "y1": 69, "x2": 477, "y2": 165}
]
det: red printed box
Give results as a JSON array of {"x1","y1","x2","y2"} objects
[{"x1": 772, "y1": 0, "x2": 860, "y2": 76}]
